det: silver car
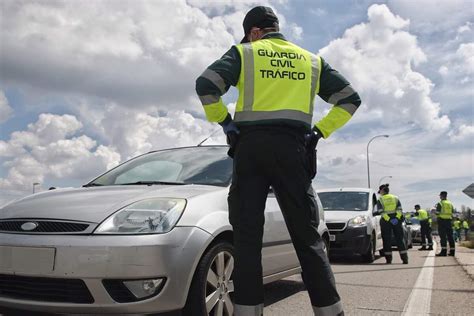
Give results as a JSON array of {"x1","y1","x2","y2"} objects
[{"x1": 0, "y1": 145, "x2": 330, "y2": 315}]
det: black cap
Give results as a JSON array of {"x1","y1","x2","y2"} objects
[
  {"x1": 378, "y1": 183, "x2": 389, "y2": 194},
  {"x1": 415, "y1": 204, "x2": 420, "y2": 209},
  {"x1": 440, "y1": 191, "x2": 447, "y2": 196},
  {"x1": 241, "y1": 6, "x2": 279, "y2": 43}
]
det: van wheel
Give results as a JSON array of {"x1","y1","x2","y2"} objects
[
  {"x1": 362, "y1": 235, "x2": 376, "y2": 263},
  {"x1": 184, "y1": 241, "x2": 234, "y2": 316}
]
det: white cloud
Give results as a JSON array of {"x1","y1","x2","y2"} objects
[
  {"x1": 0, "y1": 113, "x2": 120, "y2": 191},
  {"x1": 0, "y1": 90, "x2": 13, "y2": 123},
  {"x1": 318, "y1": 4, "x2": 450, "y2": 131},
  {"x1": 97, "y1": 104, "x2": 220, "y2": 159},
  {"x1": 457, "y1": 22, "x2": 472, "y2": 34},
  {"x1": 448, "y1": 124, "x2": 474, "y2": 143},
  {"x1": 288, "y1": 23, "x2": 303, "y2": 41}
]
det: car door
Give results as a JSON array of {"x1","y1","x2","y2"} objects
[
  {"x1": 261, "y1": 187, "x2": 299, "y2": 276},
  {"x1": 372, "y1": 193, "x2": 383, "y2": 248}
]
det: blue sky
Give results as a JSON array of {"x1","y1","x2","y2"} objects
[{"x1": 1, "y1": 0, "x2": 473, "y2": 210}]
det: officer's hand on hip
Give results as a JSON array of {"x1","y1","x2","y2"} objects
[{"x1": 221, "y1": 120, "x2": 240, "y2": 158}]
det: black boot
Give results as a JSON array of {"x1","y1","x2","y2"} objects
[
  {"x1": 436, "y1": 250, "x2": 447, "y2": 256},
  {"x1": 418, "y1": 246, "x2": 427, "y2": 251},
  {"x1": 427, "y1": 245, "x2": 433, "y2": 250},
  {"x1": 449, "y1": 249, "x2": 455, "y2": 256},
  {"x1": 401, "y1": 253, "x2": 408, "y2": 264},
  {"x1": 385, "y1": 255, "x2": 392, "y2": 264}
]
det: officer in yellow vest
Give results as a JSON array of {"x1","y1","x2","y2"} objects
[
  {"x1": 453, "y1": 217, "x2": 462, "y2": 242},
  {"x1": 462, "y1": 219, "x2": 470, "y2": 241},
  {"x1": 196, "y1": 6, "x2": 361, "y2": 316},
  {"x1": 435, "y1": 191, "x2": 455, "y2": 256},
  {"x1": 414, "y1": 205, "x2": 433, "y2": 251},
  {"x1": 376, "y1": 184, "x2": 408, "y2": 264}
]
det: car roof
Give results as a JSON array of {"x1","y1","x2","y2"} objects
[{"x1": 316, "y1": 187, "x2": 374, "y2": 193}]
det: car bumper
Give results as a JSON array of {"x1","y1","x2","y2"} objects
[
  {"x1": 328, "y1": 226, "x2": 370, "y2": 256},
  {"x1": 0, "y1": 226, "x2": 211, "y2": 314}
]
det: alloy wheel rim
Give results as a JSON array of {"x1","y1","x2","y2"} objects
[{"x1": 205, "y1": 250, "x2": 234, "y2": 316}]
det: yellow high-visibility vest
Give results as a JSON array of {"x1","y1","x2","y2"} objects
[
  {"x1": 417, "y1": 209, "x2": 429, "y2": 221},
  {"x1": 234, "y1": 38, "x2": 321, "y2": 126},
  {"x1": 438, "y1": 200, "x2": 454, "y2": 220},
  {"x1": 379, "y1": 194, "x2": 402, "y2": 221}
]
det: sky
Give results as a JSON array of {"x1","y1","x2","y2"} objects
[{"x1": 0, "y1": 0, "x2": 473, "y2": 211}]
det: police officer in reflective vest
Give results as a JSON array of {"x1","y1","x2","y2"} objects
[
  {"x1": 414, "y1": 205, "x2": 433, "y2": 251},
  {"x1": 196, "y1": 6, "x2": 361, "y2": 316},
  {"x1": 376, "y1": 184, "x2": 408, "y2": 264},
  {"x1": 462, "y1": 219, "x2": 470, "y2": 241},
  {"x1": 435, "y1": 191, "x2": 455, "y2": 256}
]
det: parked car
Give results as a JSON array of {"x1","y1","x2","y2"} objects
[
  {"x1": 406, "y1": 216, "x2": 422, "y2": 244},
  {"x1": 317, "y1": 188, "x2": 383, "y2": 262},
  {"x1": 0, "y1": 145, "x2": 330, "y2": 315}
]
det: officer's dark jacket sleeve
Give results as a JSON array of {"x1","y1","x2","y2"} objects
[
  {"x1": 436, "y1": 202, "x2": 442, "y2": 214},
  {"x1": 314, "y1": 57, "x2": 361, "y2": 138},
  {"x1": 195, "y1": 47, "x2": 241, "y2": 125}
]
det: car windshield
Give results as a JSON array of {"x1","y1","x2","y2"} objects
[
  {"x1": 408, "y1": 217, "x2": 420, "y2": 225},
  {"x1": 318, "y1": 191, "x2": 369, "y2": 211},
  {"x1": 87, "y1": 146, "x2": 233, "y2": 187}
]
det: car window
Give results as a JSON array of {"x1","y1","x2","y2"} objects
[
  {"x1": 90, "y1": 147, "x2": 233, "y2": 187},
  {"x1": 318, "y1": 192, "x2": 369, "y2": 211},
  {"x1": 115, "y1": 161, "x2": 183, "y2": 184}
]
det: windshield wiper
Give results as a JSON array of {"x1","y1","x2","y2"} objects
[
  {"x1": 119, "y1": 181, "x2": 186, "y2": 186},
  {"x1": 83, "y1": 183, "x2": 104, "y2": 187}
]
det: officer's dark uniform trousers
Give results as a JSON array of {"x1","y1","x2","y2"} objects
[
  {"x1": 420, "y1": 220, "x2": 433, "y2": 248},
  {"x1": 228, "y1": 126, "x2": 341, "y2": 313},
  {"x1": 380, "y1": 215, "x2": 407, "y2": 259},
  {"x1": 438, "y1": 218, "x2": 455, "y2": 252}
]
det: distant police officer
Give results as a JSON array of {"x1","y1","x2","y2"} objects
[
  {"x1": 377, "y1": 184, "x2": 408, "y2": 264},
  {"x1": 414, "y1": 205, "x2": 433, "y2": 251},
  {"x1": 462, "y1": 219, "x2": 470, "y2": 241},
  {"x1": 196, "y1": 5, "x2": 361, "y2": 316},
  {"x1": 435, "y1": 191, "x2": 455, "y2": 256},
  {"x1": 453, "y1": 217, "x2": 462, "y2": 242}
]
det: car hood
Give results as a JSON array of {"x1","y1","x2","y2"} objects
[
  {"x1": 324, "y1": 210, "x2": 368, "y2": 222},
  {"x1": 0, "y1": 185, "x2": 223, "y2": 223}
]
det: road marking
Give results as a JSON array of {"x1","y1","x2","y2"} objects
[{"x1": 402, "y1": 243, "x2": 436, "y2": 315}]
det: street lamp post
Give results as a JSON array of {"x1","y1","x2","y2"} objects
[
  {"x1": 378, "y1": 175, "x2": 393, "y2": 186},
  {"x1": 32, "y1": 182, "x2": 40, "y2": 194},
  {"x1": 367, "y1": 135, "x2": 389, "y2": 188}
]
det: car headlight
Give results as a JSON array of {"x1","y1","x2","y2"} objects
[
  {"x1": 94, "y1": 198, "x2": 186, "y2": 234},
  {"x1": 348, "y1": 215, "x2": 368, "y2": 227}
]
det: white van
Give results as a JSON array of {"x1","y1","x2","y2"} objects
[{"x1": 317, "y1": 188, "x2": 383, "y2": 262}]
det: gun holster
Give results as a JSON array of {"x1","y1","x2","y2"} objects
[
  {"x1": 305, "y1": 134, "x2": 319, "y2": 179},
  {"x1": 226, "y1": 132, "x2": 239, "y2": 158}
]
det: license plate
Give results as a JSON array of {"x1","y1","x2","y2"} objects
[
  {"x1": 0, "y1": 246, "x2": 55, "y2": 273},
  {"x1": 329, "y1": 234, "x2": 336, "y2": 241}
]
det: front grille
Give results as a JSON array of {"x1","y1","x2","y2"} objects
[
  {"x1": 327, "y1": 222, "x2": 347, "y2": 231},
  {"x1": 0, "y1": 274, "x2": 94, "y2": 304},
  {"x1": 0, "y1": 220, "x2": 90, "y2": 233}
]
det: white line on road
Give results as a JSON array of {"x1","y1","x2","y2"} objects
[{"x1": 402, "y1": 243, "x2": 437, "y2": 315}]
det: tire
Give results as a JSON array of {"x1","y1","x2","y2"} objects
[
  {"x1": 323, "y1": 235, "x2": 330, "y2": 257},
  {"x1": 184, "y1": 241, "x2": 234, "y2": 316},
  {"x1": 362, "y1": 234, "x2": 376, "y2": 263}
]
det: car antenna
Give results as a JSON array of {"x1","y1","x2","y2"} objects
[{"x1": 197, "y1": 128, "x2": 221, "y2": 146}]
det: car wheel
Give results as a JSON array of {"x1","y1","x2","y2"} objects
[
  {"x1": 362, "y1": 234, "x2": 376, "y2": 263},
  {"x1": 323, "y1": 236, "x2": 330, "y2": 257},
  {"x1": 184, "y1": 241, "x2": 234, "y2": 316}
]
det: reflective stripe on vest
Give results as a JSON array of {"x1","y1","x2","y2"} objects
[
  {"x1": 379, "y1": 194, "x2": 402, "y2": 221},
  {"x1": 438, "y1": 200, "x2": 453, "y2": 219},
  {"x1": 234, "y1": 39, "x2": 321, "y2": 126}
]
